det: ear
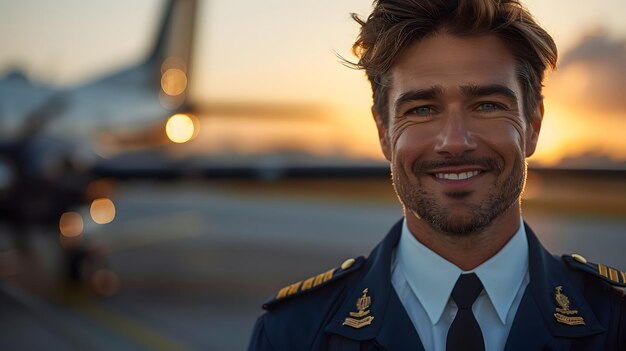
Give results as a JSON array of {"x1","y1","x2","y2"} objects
[
  {"x1": 525, "y1": 100, "x2": 544, "y2": 157},
  {"x1": 372, "y1": 107, "x2": 392, "y2": 161}
]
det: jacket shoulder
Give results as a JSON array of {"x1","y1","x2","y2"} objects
[
  {"x1": 561, "y1": 254, "x2": 626, "y2": 349},
  {"x1": 263, "y1": 256, "x2": 366, "y2": 309},
  {"x1": 248, "y1": 256, "x2": 366, "y2": 351},
  {"x1": 562, "y1": 253, "x2": 626, "y2": 288}
]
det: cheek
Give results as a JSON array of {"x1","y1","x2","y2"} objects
[
  {"x1": 389, "y1": 119, "x2": 413, "y2": 151},
  {"x1": 471, "y1": 117, "x2": 527, "y2": 153},
  {"x1": 504, "y1": 117, "x2": 527, "y2": 147},
  {"x1": 389, "y1": 120, "x2": 434, "y2": 158}
]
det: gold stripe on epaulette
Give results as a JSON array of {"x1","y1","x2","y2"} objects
[
  {"x1": 276, "y1": 286, "x2": 290, "y2": 299},
  {"x1": 313, "y1": 273, "x2": 324, "y2": 286},
  {"x1": 288, "y1": 281, "x2": 302, "y2": 295},
  {"x1": 323, "y1": 268, "x2": 334, "y2": 282},
  {"x1": 276, "y1": 280, "x2": 303, "y2": 300},
  {"x1": 609, "y1": 268, "x2": 619, "y2": 283},
  {"x1": 598, "y1": 264, "x2": 608, "y2": 278},
  {"x1": 621, "y1": 271, "x2": 626, "y2": 284},
  {"x1": 312, "y1": 268, "x2": 335, "y2": 288},
  {"x1": 274, "y1": 267, "x2": 338, "y2": 301},
  {"x1": 300, "y1": 268, "x2": 336, "y2": 293},
  {"x1": 302, "y1": 277, "x2": 315, "y2": 291}
]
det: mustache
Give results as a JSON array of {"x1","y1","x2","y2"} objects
[{"x1": 413, "y1": 156, "x2": 503, "y2": 174}]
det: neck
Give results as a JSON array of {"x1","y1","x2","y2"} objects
[{"x1": 405, "y1": 204, "x2": 521, "y2": 271}]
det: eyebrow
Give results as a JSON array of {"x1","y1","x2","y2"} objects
[
  {"x1": 460, "y1": 84, "x2": 518, "y2": 103},
  {"x1": 393, "y1": 86, "x2": 444, "y2": 113}
]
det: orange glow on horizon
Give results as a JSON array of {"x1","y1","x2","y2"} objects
[
  {"x1": 531, "y1": 101, "x2": 626, "y2": 166},
  {"x1": 529, "y1": 101, "x2": 570, "y2": 166}
]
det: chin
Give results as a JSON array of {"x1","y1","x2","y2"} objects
[{"x1": 430, "y1": 213, "x2": 490, "y2": 237}]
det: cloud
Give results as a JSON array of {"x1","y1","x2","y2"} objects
[{"x1": 545, "y1": 30, "x2": 626, "y2": 114}]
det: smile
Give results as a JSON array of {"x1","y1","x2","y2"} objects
[{"x1": 434, "y1": 170, "x2": 481, "y2": 180}]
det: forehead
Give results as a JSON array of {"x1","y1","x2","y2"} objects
[{"x1": 389, "y1": 33, "x2": 519, "y2": 99}]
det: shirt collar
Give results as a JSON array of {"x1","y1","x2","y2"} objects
[
  {"x1": 395, "y1": 218, "x2": 528, "y2": 325},
  {"x1": 473, "y1": 218, "x2": 529, "y2": 323}
]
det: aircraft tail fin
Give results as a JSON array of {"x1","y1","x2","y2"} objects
[
  {"x1": 146, "y1": 0, "x2": 198, "y2": 109},
  {"x1": 148, "y1": 0, "x2": 197, "y2": 68}
]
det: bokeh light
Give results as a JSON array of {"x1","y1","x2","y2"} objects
[
  {"x1": 166, "y1": 114, "x2": 197, "y2": 143},
  {"x1": 161, "y1": 68, "x2": 187, "y2": 96},
  {"x1": 90, "y1": 198, "x2": 116, "y2": 224},
  {"x1": 59, "y1": 211, "x2": 84, "y2": 237}
]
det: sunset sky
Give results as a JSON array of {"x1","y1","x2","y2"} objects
[{"x1": 1, "y1": 0, "x2": 625, "y2": 167}]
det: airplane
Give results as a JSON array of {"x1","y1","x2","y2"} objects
[{"x1": 0, "y1": 0, "x2": 199, "y2": 282}]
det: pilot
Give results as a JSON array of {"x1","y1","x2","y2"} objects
[{"x1": 248, "y1": 0, "x2": 626, "y2": 350}]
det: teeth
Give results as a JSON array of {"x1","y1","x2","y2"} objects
[{"x1": 435, "y1": 171, "x2": 480, "y2": 180}]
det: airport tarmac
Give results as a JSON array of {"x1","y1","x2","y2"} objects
[{"x1": 1, "y1": 176, "x2": 625, "y2": 350}]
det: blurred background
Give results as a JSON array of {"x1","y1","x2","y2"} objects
[{"x1": 0, "y1": 0, "x2": 624, "y2": 349}]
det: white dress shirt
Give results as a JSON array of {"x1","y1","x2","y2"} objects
[{"x1": 391, "y1": 218, "x2": 529, "y2": 351}]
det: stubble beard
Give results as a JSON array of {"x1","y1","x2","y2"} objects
[{"x1": 392, "y1": 157, "x2": 527, "y2": 236}]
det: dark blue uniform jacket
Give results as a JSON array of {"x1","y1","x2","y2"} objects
[{"x1": 249, "y1": 221, "x2": 626, "y2": 350}]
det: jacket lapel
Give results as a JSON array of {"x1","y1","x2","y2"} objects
[
  {"x1": 505, "y1": 224, "x2": 605, "y2": 351},
  {"x1": 504, "y1": 287, "x2": 558, "y2": 351},
  {"x1": 324, "y1": 220, "x2": 424, "y2": 351},
  {"x1": 374, "y1": 289, "x2": 424, "y2": 351}
]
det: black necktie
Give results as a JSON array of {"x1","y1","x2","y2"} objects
[{"x1": 446, "y1": 273, "x2": 485, "y2": 351}]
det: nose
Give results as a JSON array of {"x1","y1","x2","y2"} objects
[{"x1": 434, "y1": 112, "x2": 477, "y2": 156}]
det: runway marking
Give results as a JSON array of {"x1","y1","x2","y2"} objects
[
  {"x1": 1, "y1": 281, "x2": 192, "y2": 351},
  {"x1": 65, "y1": 295, "x2": 191, "y2": 351}
]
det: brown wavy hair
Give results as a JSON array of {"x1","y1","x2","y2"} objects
[{"x1": 348, "y1": 0, "x2": 558, "y2": 126}]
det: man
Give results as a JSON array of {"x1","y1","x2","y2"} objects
[{"x1": 248, "y1": 0, "x2": 626, "y2": 350}]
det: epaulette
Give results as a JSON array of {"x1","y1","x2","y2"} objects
[
  {"x1": 562, "y1": 253, "x2": 626, "y2": 287},
  {"x1": 263, "y1": 256, "x2": 366, "y2": 309}
]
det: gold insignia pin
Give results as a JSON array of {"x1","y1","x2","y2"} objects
[
  {"x1": 343, "y1": 288, "x2": 375, "y2": 329},
  {"x1": 553, "y1": 286, "x2": 585, "y2": 326}
]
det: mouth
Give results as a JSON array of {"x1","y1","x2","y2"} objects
[
  {"x1": 416, "y1": 157, "x2": 500, "y2": 187},
  {"x1": 426, "y1": 167, "x2": 487, "y2": 192},
  {"x1": 434, "y1": 170, "x2": 482, "y2": 181}
]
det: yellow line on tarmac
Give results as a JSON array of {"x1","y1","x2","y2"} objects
[{"x1": 59, "y1": 292, "x2": 191, "y2": 351}]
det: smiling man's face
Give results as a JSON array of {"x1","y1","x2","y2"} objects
[{"x1": 375, "y1": 33, "x2": 542, "y2": 236}]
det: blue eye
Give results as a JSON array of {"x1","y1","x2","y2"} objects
[
  {"x1": 409, "y1": 106, "x2": 435, "y2": 116},
  {"x1": 477, "y1": 103, "x2": 501, "y2": 111}
]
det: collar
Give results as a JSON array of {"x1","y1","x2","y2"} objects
[
  {"x1": 473, "y1": 218, "x2": 528, "y2": 323},
  {"x1": 394, "y1": 218, "x2": 528, "y2": 325}
]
